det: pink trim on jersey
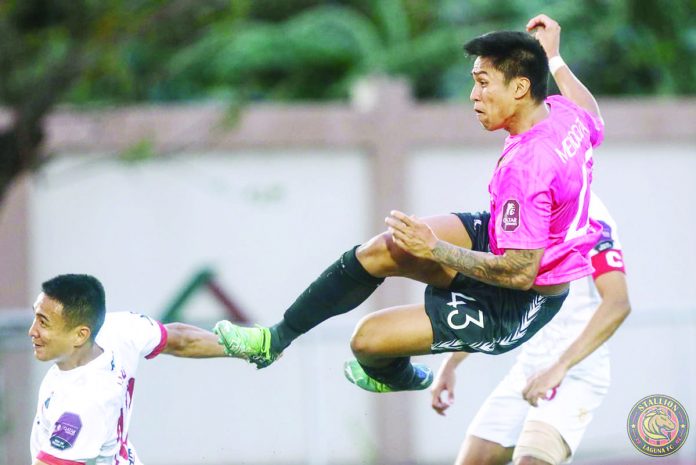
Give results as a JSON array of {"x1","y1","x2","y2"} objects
[
  {"x1": 37, "y1": 451, "x2": 85, "y2": 465},
  {"x1": 592, "y1": 249, "x2": 626, "y2": 279},
  {"x1": 145, "y1": 321, "x2": 168, "y2": 359}
]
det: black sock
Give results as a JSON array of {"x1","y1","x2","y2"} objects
[
  {"x1": 269, "y1": 322, "x2": 302, "y2": 354},
  {"x1": 360, "y1": 357, "x2": 421, "y2": 390},
  {"x1": 270, "y1": 246, "x2": 384, "y2": 354}
]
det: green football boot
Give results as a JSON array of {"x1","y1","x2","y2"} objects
[
  {"x1": 213, "y1": 320, "x2": 280, "y2": 368},
  {"x1": 343, "y1": 360, "x2": 433, "y2": 393}
]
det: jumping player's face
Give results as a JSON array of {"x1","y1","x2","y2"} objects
[
  {"x1": 28, "y1": 293, "x2": 79, "y2": 363},
  {"x1": 469, "y1": 57, "x2": 519, "y2": 131}
]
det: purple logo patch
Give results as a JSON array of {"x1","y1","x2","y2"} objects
[
  {"x1": 502, "y1": 200, "x2": 520, "y2": 232},
  {"x1": 50, "y1": 412, "x2": 82, "y2": 451},
  {"x1": 598, "y1": 220, "x2": 613, "y2": 241},
  {"x1": 594, "y1": 220, "x2": 615, "y2": 251}
]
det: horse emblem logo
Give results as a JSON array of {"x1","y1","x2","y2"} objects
[{"x1": 628, "y1": 394, "x2": 689, "y2": 457}]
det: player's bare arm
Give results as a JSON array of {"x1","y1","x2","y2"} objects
[
  {"x1": 387, "y1": 210, "x2": 543, "y2": 290},
  {"x1": 522, "y1": 270, "x2": 630, "y2": 406},
  {"x1": 526, "y1": 14, "x2": 602, "y2": 121},
  {"x1": 163, "y1": 322, "x2": 226, "y2": 358},
  {"x1": 433, "y1": 244, "x2": 543, "y2": 291},
  {"x1": 555, "y1": 270, "x2": 630, "y2": 371}
]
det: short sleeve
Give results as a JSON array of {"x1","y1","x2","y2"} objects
[
  {"x1": 586, "y1": 193, "x2": 626, "y2": 278},
  {"x1": 494, "y1": 151, "x2": 553, "y2": 250},
  {"x1": 584, "y1": 109, "x2": 604, "y2": 148},
  {"x1": 588, "y1": 192, "x2": 622, "y2": 252},
  {"x1": 106, "y1": 312, "x2": 168, "y2": 360}
]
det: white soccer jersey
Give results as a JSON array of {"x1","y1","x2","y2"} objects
[
  {"x1": 467, "y1": 193, "x2": 628, "y2": 459},
  {"x1": 31, "y1": 312, "x2": 167, "y2": 465},
  {"x1": 515, "y1": 191, "x2": 625, "y2": 383}
]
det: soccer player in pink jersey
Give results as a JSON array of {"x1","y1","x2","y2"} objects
[
  {"x1": 215, "y1": 14, "x2": 606, "y2": 393},
  {"x1": 430, "y1": 193, "x2": 630, "y2": 465},
  {"x1": 29, "y1": 274, "x2": 230, "y2": 465}
]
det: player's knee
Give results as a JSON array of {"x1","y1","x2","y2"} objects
[
  {"x1": 356, "y1": 231, "x2": 418, "y2": 277},
  {"x1": 350, "y1": 314, "x2": 382, "y2": 359},
  {"x1": 512, "y1": 421, "x2": 569, "y2": 465}
]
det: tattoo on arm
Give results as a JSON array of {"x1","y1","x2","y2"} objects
[{"x1": 432, "y1": 241, "x2": 542, "y2": 289}]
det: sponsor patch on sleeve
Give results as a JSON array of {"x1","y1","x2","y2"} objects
[
  {"x1": 50, "y1": 412, "x2": 82, "y2": 451},
  {"x1": 501, "y1": 199, "x2": 520, "y2": 232}
]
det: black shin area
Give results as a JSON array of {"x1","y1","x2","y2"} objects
[{"x1": 270, "y1": 246, "x2": 384, "y2": 353}]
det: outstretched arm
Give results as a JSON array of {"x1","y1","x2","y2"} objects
[
  {"x1": 527, "y1": 14, "x2": 603, "y2": 121},
  {"x1": 522, "y1": 270, "x2": 630, "y2": 406},
  {"x1": 386, "y1": 210, "x2": 543, "y2": 290},
  {"x1": 162, "y1": 322, "x2": 226, "y2": 358}
]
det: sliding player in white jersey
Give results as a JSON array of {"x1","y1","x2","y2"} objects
[
  {"x1": 431, "y1": 193, "x2": 631, "y2": 465},
  {"x1": 29, "y1": 274, "x2": 226, "y2": 465}
]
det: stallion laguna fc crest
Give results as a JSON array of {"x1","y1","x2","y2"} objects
[{"x1": 627, "y1": 394, "x2": 690, "y2": 457}]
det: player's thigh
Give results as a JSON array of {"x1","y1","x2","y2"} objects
[
  {"x1": 466, "y1": 364, "x2": 531, "y2": 454},
  {"x1": 455, "y1": 435, "x2": 513, "y2": 465},
  {"x1": 424, "y1": 213, "x2": 474, "y2": 247},
  {"x1": 356, "y1": 213, "x2": 471, "y2": 283},
  {"x1": 350, "y1": 303, "x2": 433, "y2": 359},
  {"x1": 523, "y1": 374, "x2": 608, "y2": 458}
]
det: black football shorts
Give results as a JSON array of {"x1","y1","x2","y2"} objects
[{"x1": 424, "y1": 211, "x2": 568, "y2": 355}]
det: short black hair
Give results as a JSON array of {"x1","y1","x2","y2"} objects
[
  {"x1": 41, "y1": 274, "x2": 106, "y2": 341},
  {"x1": 464, "y1": 31, "x2": 549, "y2": 102}
]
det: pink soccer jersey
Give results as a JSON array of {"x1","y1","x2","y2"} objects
[{"x1": 488, "y1": 95, "x2": 604, "y2": 285}]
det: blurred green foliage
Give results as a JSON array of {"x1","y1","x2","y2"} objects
[
  {"x1": 0, "y1": 2, "x2": 692, "y2": 214},
  {"x1": 0, "y1": 0, "x2": 694, "y2": 106}
]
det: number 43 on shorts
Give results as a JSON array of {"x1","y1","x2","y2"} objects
[{"x1": 446, "y1": 292, "x2": 485, "y2": 330}]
